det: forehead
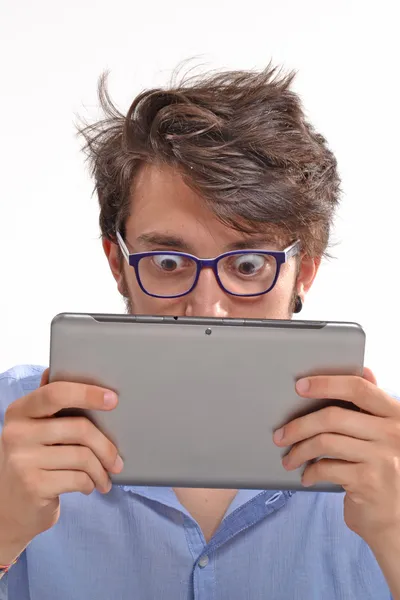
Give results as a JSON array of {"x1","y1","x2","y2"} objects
[{"x1": 125, "y1": 163, "x2": 285, "y2": 249}]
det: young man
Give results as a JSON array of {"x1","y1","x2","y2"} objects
[{"x1": 1, "y1": 65, "x2": 400, "y2": 600}]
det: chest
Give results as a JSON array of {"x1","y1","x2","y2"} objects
[{"x1": 16, "y1": 489, "x2": 389, "y2": 600}]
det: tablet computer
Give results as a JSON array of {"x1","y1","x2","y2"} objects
[{"x1": 49, "y1": 313, "x2": 365, "y2": 492}]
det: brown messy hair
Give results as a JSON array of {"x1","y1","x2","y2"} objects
[{"x1": 79, "y1": 63, "x2": 340, "y2": 257}]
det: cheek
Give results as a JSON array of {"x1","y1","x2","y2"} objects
[
  {"x1": 258, "y1": 266, "x2": 297, "y2": 317},
  {"x1": 124, "y1": 268, "x2": 191, "y2": 315},
  {"x1": 135, "y1": 295, "x2": 186, "y2": 316},
  {"x1": 261, "y1": 289, "x2": 293, "y2": 318},
  {"x1": 227, "y1": 282, "x2": 295, "y2": 319},
  {"x1": 273, "y1": 272, "x2": 296, "y2": 301}
]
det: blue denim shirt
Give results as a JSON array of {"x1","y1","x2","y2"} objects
[{"x1": 0, "y1": 365, "x2": 392, "y2": 599}]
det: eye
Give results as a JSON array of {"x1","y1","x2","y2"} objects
[
  {"x1": 152, "y1": 254, "x2": 186, "y2": 272},
  {"x1": 232, "y1": 254, "x2": 268, "y2": 276}
]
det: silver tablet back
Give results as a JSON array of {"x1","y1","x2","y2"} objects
[{"x1": 49, "y1": 313, "x2": 365, "y2": 492}]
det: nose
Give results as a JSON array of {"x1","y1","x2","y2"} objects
[{"x1": 184, "y1": 267, "x2": 229, "y2": 318}]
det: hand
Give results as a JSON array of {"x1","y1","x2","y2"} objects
[
  {"x1": 0, "y1": 369, "x2": 123, "y2": 560},
  {"x1": 273, "y1": 368, "x2": 400, "y2": 547}
]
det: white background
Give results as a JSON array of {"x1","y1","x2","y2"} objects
[{"x1": 0, "y1": 0, "x2": 399, "y2": 390}]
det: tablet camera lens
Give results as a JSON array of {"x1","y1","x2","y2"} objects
[{"x1": 205, "y1": 328, "x2": 212, "y2": 335}]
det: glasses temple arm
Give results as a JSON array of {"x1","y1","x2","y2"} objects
[
  {"x1": 116, "y1": 231, "x2": 130, "y2": 263},
  {"x1": 285, "y1": 240, "x2": 301, "y2": 260}
]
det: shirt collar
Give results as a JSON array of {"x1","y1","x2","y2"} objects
[{"x1": 119, "y1": 485, "x2": 295, "y2": 517}]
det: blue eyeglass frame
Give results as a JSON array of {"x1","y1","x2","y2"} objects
[{"x1": 116, "y1": 231, "x2": 301, "y2": 299}]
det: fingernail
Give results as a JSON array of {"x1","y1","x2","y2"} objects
[
  {"x1": 302, "y1": 478, "x2": 313, "y2": 488},
  {"x1": 104, "y1": 391, "x2": 118, "y2": 408},
  {"x1": 273, "y1": 427, "x2": 285, "y2": 443},
  {"x1": 113, "y1": 455, "x2": 124, "y2": 473},
  {"x1": 296, "y1": 378, "x2": 310, "y2": 394}
]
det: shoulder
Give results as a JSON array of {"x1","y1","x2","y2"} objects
[{"x1": 0, "y1": 365, "x2": 46, "y2": 425}]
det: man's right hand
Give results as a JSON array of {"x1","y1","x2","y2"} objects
[{"x1": 0, "y1": 369, "x2": 123, "y2": 564}]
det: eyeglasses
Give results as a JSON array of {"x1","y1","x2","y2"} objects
[{"x1": 116, "y1": 231, "x2": 301, "y2": 299}]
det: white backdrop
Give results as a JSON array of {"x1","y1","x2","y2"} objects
[{"x1": 0, "y1": 0, "x2": 399, "y2": 390}]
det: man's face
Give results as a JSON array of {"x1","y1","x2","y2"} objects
[{"x1": 104, "y1": 164, "x2": 319, "y2": 319}]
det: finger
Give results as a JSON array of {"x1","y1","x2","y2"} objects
[
  {"x1": 9, "y1": 381, "x2": 118, "y2": 419},
  {"x1": 37, "y1": 445, "x2": 112, "y2": 494},
  {"x1": 38, "y1": 470, "x2": 97, "y2": 498},
  {"x1": 28, "y1": 417, "x2": 123, "y2": 474},
  {"x1": 273, "y1": 405, "x2": 384, "y2": 446},
  {"x1": 40, "y1": 369, "x2": 49, "y2": 387},
  {"x1": 363, "y1": 367, "x2": 378, "y2": 386},
  {"x1": 295, "y1": 375, "x2": 398, "y2": 418},
  {"x1": 282, "y1": 433, "x2": 370, "y2": 471},
  {"x1": 301, "y1": 458, "x2": 356, "y2": 488}
]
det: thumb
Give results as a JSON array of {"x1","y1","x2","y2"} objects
[{"x1": 362, "y1": 366, "x2": 378, "y2": 386}]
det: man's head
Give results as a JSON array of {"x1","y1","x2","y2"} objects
[{"x1": 79, "y1": 64, "x2": 340, "y2": 319}]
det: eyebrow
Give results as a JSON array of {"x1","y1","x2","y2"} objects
[
  {"x1": 136, "y1": 232, "x2": 192, "y2": 251},
  {"x1": 227, "y1": 237, "x2": 281, "y2": 251},
  {"x1": 135, "y1": 231, "x2": 282, "y2": 253}
]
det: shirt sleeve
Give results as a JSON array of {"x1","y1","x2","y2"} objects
[
  {"x1": 0, "y1": 571, "x2": 8, "y2": 599},
  {"x1": 0, "y1": 372, "x2": 20, "y2": 600},
  {"x1": 0, "y1": 365, "x2": 46, "y2": 428},
  {"x1": 0, "y1": 366, "x2": 44, "y2": 600}
]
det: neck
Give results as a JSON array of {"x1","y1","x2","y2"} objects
[{"x1": 173, "y1": 487, "x2": 238, "y2": 542}]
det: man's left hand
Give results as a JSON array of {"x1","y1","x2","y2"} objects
[{"x1": 273, "y1": 368, "x2": 400, "y2": 547}]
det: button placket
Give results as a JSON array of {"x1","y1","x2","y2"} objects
[{"x1": 198, "y1": 555, "x2": 209, "y2": 568}]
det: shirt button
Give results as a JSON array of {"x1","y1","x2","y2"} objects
[{"x1": 198, "y1": 555, "x2": 209, "y2": 568}]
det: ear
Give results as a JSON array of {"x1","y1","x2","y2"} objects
[
  {"x1": 296, "y1": 255, "x2": 321, "y2": 300},
  {"x1": 102, "y1": 238, "x2": 127, "y2": 297}
]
